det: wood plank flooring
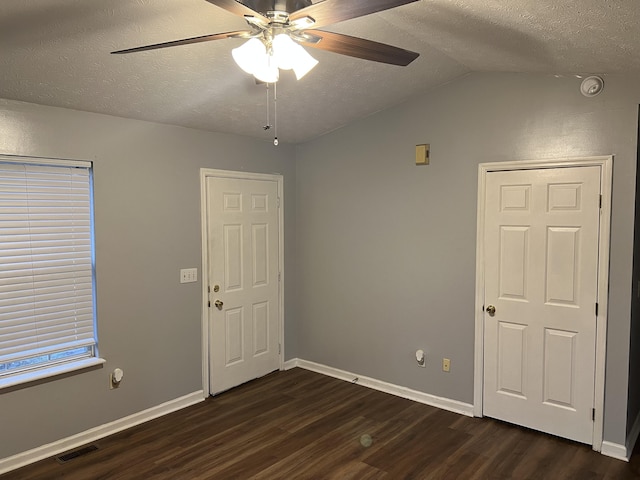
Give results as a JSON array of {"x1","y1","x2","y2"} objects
[{"x1": 3, "y1": 368, "x2": 640, "y2": 479}]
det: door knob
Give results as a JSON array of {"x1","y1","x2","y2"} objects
[
  {"x1": 486, "y1": 305, "x2": 496, "y2": 316},
  {"x1": 214, "y1": 300, "x2": 223, "y2": 310}
]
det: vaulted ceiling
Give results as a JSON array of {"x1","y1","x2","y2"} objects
[{"x1": 1, "y1": 0, "x2": 639, "y2": 143}]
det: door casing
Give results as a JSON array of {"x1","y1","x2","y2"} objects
[
  {"x1": 200, "y1": 168, "x2": 284, "y2": 396},
  {"x1": 474, "y1": 156, "x2": 613, "y2": 452}
]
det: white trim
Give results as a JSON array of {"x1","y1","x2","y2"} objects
[
  {"x1": 0, "y1": 357, "x2": 105, "y2": 390},
  {"x1": 199, "y1": 169, "x2": 285, "y2": 396},
  {"x1": 277, "y1": 178, "x2": 285, "y2": 369},
  {"x1": 601, "y1": 441, "x2": 629, "y2": 462},
  {"x1": 473, "y1": 160, "x2": 487, "y2": 416},
  {"x1": 592, "y1": 157, "x2": 613, "y2": 452},
  {"x1": 0, "y1": 391, "x2": 205, "y2": 475},
  {"x1": 625, "y1": 409, "x2": 640, "y2": 460},
  {"x1": 283, "y1": 358, "x2": 298, "y2": 370},
  {"x1": 293, "y1": 358, "x2": 474, "y2": 417},
  {"x1": 474, "y1": 155, "x2": 613, "y2": 453},
  {"x1": 200, "y1": 171, "x2": 210, "y2": 396}
]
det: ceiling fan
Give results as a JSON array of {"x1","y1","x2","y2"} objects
[{"x1": 112, "y1": 0, "x2": 421, "y2": 83}]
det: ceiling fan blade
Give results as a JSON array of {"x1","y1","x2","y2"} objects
[
  {"x1": 300, "y1": 30, "x2": 419, "y2": 66},
  {"x1": 111, "y1": 30, "x2": 250, "y2": 54},
  {"x1": 205, "y1": 0, "x2": 270, "y2": 23},
  {"x1": 290, "y1": 0, "x2": 419, "y2": 29}
]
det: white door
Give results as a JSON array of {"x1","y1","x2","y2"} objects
[
  {"x1": 206, "y1": 175, "x2": 281, "y2": 395},
  {"x1": 483, "y1": 166, "x2": 601, "y2": 444}
]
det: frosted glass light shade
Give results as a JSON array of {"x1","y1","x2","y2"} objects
[
  {"x1": 272, "y1": 34, "x2": 298, "y2": 70},
  {"x1": 253, "y1": 55, "x2": 279, "y2": 83},
  {"x1": 291, "y1": 49, "x2": 318, "y2": 80},
  {"x1": 272, "y1": 34, "x2": 318, "y2": 79},
  {"x1": 232, "y1": 38, "x2": 267, "y2": 75},
  {"x1": 232, "y1": 35, "x2": 318, "y2": 82}
]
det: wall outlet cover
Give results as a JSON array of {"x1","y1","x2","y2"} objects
[{"x1": 442, "y1": 358, "x2": 451, "y2": 372}]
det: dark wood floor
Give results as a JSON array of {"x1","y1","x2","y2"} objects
[{"x1": 3, "y1": 368, "x2": 640, "y2": 479}]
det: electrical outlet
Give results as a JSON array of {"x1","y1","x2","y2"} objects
[
  {"x1": 416, "y1": 349, "x2": 426, "y2": 368},
  {"x1": 110, "y1": 368, "x2": 124, "y2": 389},
  {"x1": 180, "y1": 268, "x2": 198, "y2": 284},
  {"x1": 442, "y1": 358, "x2": 451, "y2": 372}
]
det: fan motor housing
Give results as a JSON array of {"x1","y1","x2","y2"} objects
[{"x1": 243, "y1": 0, "x2": 312, "y2": 14}]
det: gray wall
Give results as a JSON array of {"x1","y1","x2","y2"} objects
[
  {"x1": 2, "y1": 71, "x2": 639, "y2": 460},
  {"x1": 0, "y1": 99, "x2": 297, "y2": 458},
  {"x1": 294, "y1": 73, "x2": 640, "y2": 445}
]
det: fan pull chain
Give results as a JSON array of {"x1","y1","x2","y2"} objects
[
  {"x1": 261, "y1": 83, "x2": 278, "y2": 146},
  {"x1": 273, "y1": 82, "x2": 278, "y2": 146},
  {"x1": 263, "y1": 84, "x2": 271, "y2": 131}
]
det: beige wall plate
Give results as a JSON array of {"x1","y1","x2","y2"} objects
[{"x1": 416, "y1": 144, "x2": 430, "y2": 165}]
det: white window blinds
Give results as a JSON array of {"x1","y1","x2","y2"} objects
[{"x1": 0, "y1": 159, "x2": 97, "y2": 377}]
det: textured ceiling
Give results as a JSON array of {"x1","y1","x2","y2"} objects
[{"x1": 0, "y1": 0, "x2": 639, "y2": 144}]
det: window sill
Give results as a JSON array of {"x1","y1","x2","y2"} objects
[{"x1": 0, "y1": 357, "x2": 106, "y2": 391}]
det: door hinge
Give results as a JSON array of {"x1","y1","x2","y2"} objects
[
  {"x1": 207, "y1": 285, "x2": 210, "y2": 293},
  {"x1": 277, "y1": 197, "x2": 281, "y2": 208},
  {"x1": 599, "y1": 195, "x2": 602, "y2": 208},
  {"x1": 208, "y1": 300, "x2": 211, "y2": 308},
  {"x1": 595, "y1": 302, "x2": 599, "y2": 316},
  {"x1": 592, "y1": 408, "x2": 596, "y2": 421},
  {"x1": 278, "y1": 344, "x2": 281, "y2": 355},
  {"x1": 278, "y1": 272, "x2": 281, "y2": 282}
]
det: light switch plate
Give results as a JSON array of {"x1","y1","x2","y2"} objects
[{"x1": 180, "y1": 268, "x2": 198, "y2": 283}]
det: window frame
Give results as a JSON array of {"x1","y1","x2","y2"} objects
[{"x1": 0, "y1": 155, "x2": 104, "y2": 390}]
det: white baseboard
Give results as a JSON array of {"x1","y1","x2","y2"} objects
[
  {"x1": 0, "y1": 390, "x2": 205, "y2": 475},
  {"x1": 624, "y1": 409, "x2": 640, "y2": 461},
  {"x1": 599, "y1": 409, "x2": 640, "y2": 462},
  {"x1": 288, "y1": 358, "x2": 474, "y2": 417},
  {"x1": 601, "y1": 440, "x2": 629, "y2": 462},
  {"x1": 283, "y1": 358, "x2": 298, "y2": 370}
]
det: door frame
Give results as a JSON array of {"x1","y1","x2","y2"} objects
[
  {"x1": 199, "y1": 168, "x2": 284, "y2": 396},
  {"x1": 473, "y1": 156, "x2": 613, "y2": 451}
]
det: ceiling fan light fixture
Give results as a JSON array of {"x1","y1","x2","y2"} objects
[
  {"x1": 272, "y1": 34, "x2": 318, "y2": 79},
  {"x1": 291, "y1": 48, "x2": 318, "y2": 80},
  {"x1": 253, "y1": 55, "x2": 280, "y2": 83},
  {"x1": 271, "y1": 34, "x2": 297, "y2": 70},
  {"x1": 231, "y1": 38, "x2": 266, "y2": 75},
  {"x1": 233, "y1": 34, "x2": 318, "y2": 82}
]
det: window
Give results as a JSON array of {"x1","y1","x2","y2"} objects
[{"x1": 0, "y1": 156, "x2": 102, "y2": 388}]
